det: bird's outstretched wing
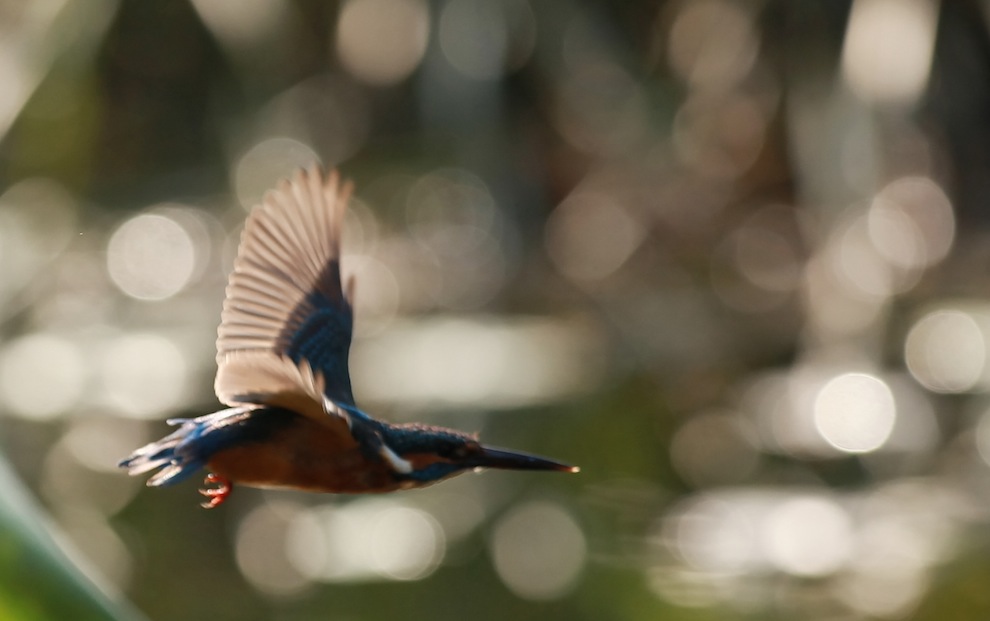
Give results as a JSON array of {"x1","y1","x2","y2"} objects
[{"x1": 215, "y1": 164, "x2": 358, "y2": 415}]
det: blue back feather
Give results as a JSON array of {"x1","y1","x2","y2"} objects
[{"x1": 286, "y1": 290, "x2": 354, "y2": 405}]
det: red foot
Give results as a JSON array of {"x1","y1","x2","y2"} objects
[{"x1": 199, "y1": 473, "x2": 233, "y2": 509}]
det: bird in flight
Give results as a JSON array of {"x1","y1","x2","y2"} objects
[{"x1": 119, "y1": 164, "x2": 577, "y2": 508}]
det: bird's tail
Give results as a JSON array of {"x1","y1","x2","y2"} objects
[{"x1": 118, "y1": 406, "x2": 256, "y2": 487}]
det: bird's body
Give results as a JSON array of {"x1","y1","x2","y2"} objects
[
  {"x1": 200, "y1": 407, "x2": 389, "y2": 494},
  {"x1": 119, "y1": 165, "x2": 576, "y2": 507}
]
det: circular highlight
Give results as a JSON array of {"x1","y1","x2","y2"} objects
[
  {"x1": 107, "y1": 214, "x2": 196, "y2": 301},
  {"x1": 763, "y1": 495, "x2": 852, "y2": 577},
  {"x1": 0, "y1": 333, "x2": 85, "y2": 420},
  {"x1": 336, "y1": 0, "x2": 429, "y2": 85},
  {"x1": 100, "y1": 333, "x2": 188, "y2": 418},
  {"x1": 490, "y1": 501, "x2": 586, "y2": 600},
  {"x1": 287, "y1": 500, "x2": 445, "y2": 583},
  {"x1": 905, "y1": 309, "x2": 987, "y2": 393},
  {"x1": 813, "y1": 373, "x2": 896, "y2": 454}
]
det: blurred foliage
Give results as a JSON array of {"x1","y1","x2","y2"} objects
[{"x1": 0, "y1": 455, "x2": 141, "y2": 621}]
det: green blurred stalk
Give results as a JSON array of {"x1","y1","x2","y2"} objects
[{"x1": 0, "y1": 456, "x2": 145, "y2": 621}]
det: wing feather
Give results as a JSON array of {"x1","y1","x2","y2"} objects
[
  {"x1": 215, "y1": 351, "x2": 326, "y2": 419},
  {"x1": 215, "y1": 164, "x2": 358, "y2": 416}
]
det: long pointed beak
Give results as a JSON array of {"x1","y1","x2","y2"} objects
[{"x1": 472, "y1": 445, "x2": 579, "y2": 473}]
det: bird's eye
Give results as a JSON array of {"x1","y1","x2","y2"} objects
[{"x1": 442, "y1": 445, "x2": 470, "y2": 460}]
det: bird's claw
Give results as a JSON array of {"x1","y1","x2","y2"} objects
[{"x1": 199, "y1": 473, "x2": 232, "y2": 509}]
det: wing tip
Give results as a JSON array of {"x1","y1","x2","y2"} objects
[{"x1": 260, "y1": 163, "x2": 352, "y2": 215}]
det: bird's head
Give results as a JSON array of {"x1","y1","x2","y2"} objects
[{"x1": 381, "y1": 424, "x2": 578, "y2": 485}]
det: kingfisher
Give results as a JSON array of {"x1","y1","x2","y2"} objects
[{"x1": 119, "y1": 164, "x2": 577, "y2": 508}]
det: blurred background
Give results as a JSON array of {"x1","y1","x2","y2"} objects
[{"x1": 2, "y1": 0, "x2": 990, "y2": 619}]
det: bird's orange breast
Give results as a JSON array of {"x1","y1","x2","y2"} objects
[{"x1": 207, "y1": 419, "x2": 403, "y2": 493}]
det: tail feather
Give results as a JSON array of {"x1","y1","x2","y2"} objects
[
  {"x1": 118, "y1": 406, "x2": 257, "y2": 487},
  {"x1": 147, "y1": 463, "x2": 194, "y2": 487}
]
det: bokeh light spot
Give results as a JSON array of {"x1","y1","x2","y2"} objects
[
  {"x1": 813, "y1": 373, "x2": 896, "y2": 454},
  {"x1": 42, "y1": 437, "x2": 140, "y2": 516},
  {"x1": 804, "y1": 254, "x2": 885, "y2": 337},
  {"x1": 841, "y1": 0, "x2": 937, "y2": 104},
  {"x1": 666, "y1": 494, "x2": 764, "y2": 573},
  {"x1": 868, "y1": 176, "x2": 954, "y2": 270},
  {"x1": 490, "y1": 501, "x2": 586, "y2": 601},
  {"x1": 400, "y1": 169, "x2": 507, "y2": 308},
  {"x1": 667, "y1": 0, "x2": 758, "y2": 91},
  {"x1": 405, "y1": 169, "x2": 497, "y2": 249},
  {"x1": 63, "y1": 416, "x2": 149, "y2": 475},
  {"x1": 546, "y1": 193, "x2": 643, "y2": 283},
  {"x1": 370, "y1": 506, "x2": 445, "y2": 580},
  {"x1": 905, "y1": 309, "x2": 988, "y2": 393},
  {"x1": 287, "y1": 500, "x2": 445, "y2": 583},
  {"x1": 99, "y1": 333, "x2": 188, "y2": 418},
  {"x1": 336, "y1": 0, "x2": 429, "y2": 86},
  {"x1": 234, "y1": 137, "x2": 320, "y2": 209},
  {"x1": 730, "y1": 222, "x2": 800, "y2": 293},
  {"x1": 106, "y1": 214, "x2": 196, "y2": 301},
  {"x1": 835, "y1": 566, "x2": 927, "y2": 618},
  {"x1": 236, "y1": 502, "x2": 311, "y2": 596},
  {"x1": 831, "y1": 216, "x2": 896, "y2": 298},
  {"x1": 763, "y1": 495, "x2": 852, "y2": 577},
  {"x1": 0, "y1": 333, "x2": 85, "y2": 420},
  {"x1": 262, "y1": 76, "x2": 371, "y2": 166}
]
